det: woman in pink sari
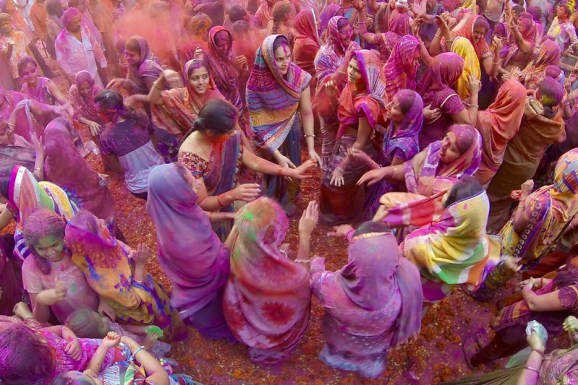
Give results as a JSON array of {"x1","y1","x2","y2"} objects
[
  {"x1": 520, "y1": 39, "x2": 561, "y2": 90},
  {"x1": 223, "y1": 197, "x2": 312, "y2": 364},
  {"x1": 311, "y1": 222, "x2": 422, "y2": 379},
  {"x1": 382, "y1": 35, "x2": 423, "y2": 101},
  {"x1": 147, "y1": 163, "x2": 232, "y2": 340},
  {"x1": 293, "y1": 9, "x2": 321, "y2": 81}
]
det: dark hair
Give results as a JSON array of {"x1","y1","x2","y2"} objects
[
  {"x1": 17, "y1": 56, "x2": 37, "y2": 77},
  {"x1": 46, "y1": 0, "x2": 63, "y2": 17},
  {"x1": 0, "y1": 165, "x2": 13, "y2": 199},
  {"x1": 182, "y1": 99, "x2": 238, "y2": 140},
  {"x1": 272, "y1": 0, "x2": 293, "y2": 25},
  {"x1": 353, "y1": 221, "x2": 391, "y2": 237},
  {"x1": 228, "y1": 5, "x2": 247, "y2": 23},
  {"x1": 125, "y1": 37, "x2": 142, "y2": 55},
  {"x1": 444, "y1": 176, "x2": 483, "y2": 208},
  {"x1": 272, "y1": 34, "x2": 290, "y2": 52},
  {"x1": 65, "y1": 308, "x2": 107, "y2": 338},
  {"x1": 232, "y1": 20, "x2": 250, "y2": 36},
  {"x1": 94, "y1": 89, "x2": 150, "y2": 128}
]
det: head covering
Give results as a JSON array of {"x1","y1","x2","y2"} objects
[
  {"x1": 545, "y1": 64, "x2": 565, "y2": 86},
  {"x1": 294, "y1": 9, "x2": 321, "y2": 47},
  {"x1": 452, "y1": 14, "x2": 490, "y2": 59},
  {"x1": 417, "y1": 52, "x2": 465, "y2": 95},
  {"x1": 475, "y1": 80, "x2": 526, "y2": 185},
  {"x1": 126, "y1": 35, "x2": 151, "y2": 68},
  {"x1": 450, "y1": 37, "x2": 481, "y2": 100},
  {"x1": 247, "y1": 35, "x2": 311, "y2": 155},
  {"x1": 385, "y1": 89, "x2": 424, "y2": 162},
  {"x1": 327, "y1": 16, "x2": 348, "y2": 56},
  {"x1": 550, "y1": 149, "x2": 578, "y2": 221},
  {"x1": 68, "y1": 70, "x2": 102, "y2": 122},
  {"x1": 337, "y1": 49, "x2": 386, "y2": 138},
  {"x1": 389, "y1": 7, "x2": 411, "y2": 36},
  {"x1": 61, "y1": 7, "x2": 81, "y2": 29},
  {"x1": 383, "y1": 35, "x2": 420, "y2": 101},
  {"x1": 319, "y1": 4, "x2": 340, "y2": 36},
  {"x1": 206, "y1": 26, "x2": 242, "y2": 108},
  {"x1": 532, "y1": 39, "x2": 561, "y2": 71},
  {"x1": 223, "y1": 197, "x2": 310, "y2": 362},
  {"x1": 43, "y1": 118, "x2": 116, "y2": 222},
  {"x1": 146, "y1": 163, "x2": 230, "y2": 317}
]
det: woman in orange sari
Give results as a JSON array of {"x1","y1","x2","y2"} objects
[{"x1": 293, "y1": 9, "x2": 320, "y2": 83}]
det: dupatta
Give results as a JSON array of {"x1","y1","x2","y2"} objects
[
  {"x1": 336, "y1": 49, "x2": 386, "y2": 139},
  {"x1": 383, "y1": 35, "x2": 420, "y2": 101},
  {"x1": 247, "y1": 35, "x2": 311, "y2": 155}
]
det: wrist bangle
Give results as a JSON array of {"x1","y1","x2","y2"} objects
[
  {"x1": 524, "y1": 366, "x2": 540, "y2": 374},
  {"x1": 294, "y1": 259, "x2": 310, "y2": 263},
  {"x1": 216, "y1": 194, "x2": 226, "y2": 208},
  {"x1": 131, "y1": 345, "x2": 146, "y2": 361},
  {"x1": 304, "y1": 134, "x2": 315, "y2": 138}
]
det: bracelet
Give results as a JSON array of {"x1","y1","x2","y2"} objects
[
  {"x1": 131, "y1": 345, "x2": 146, "y2": 361},
  {"x1": 216, "y1": 194, "x2": 226, "y2": 208},
  {"x1": 294, "y1": 259, "x2": 310, "y2": 263},
  {"x1": 524, "y1": 366, "x2": 540, "y2": 374},
  {"x1": 304, "y1": 134, "x2": 315, "y2": 138}
]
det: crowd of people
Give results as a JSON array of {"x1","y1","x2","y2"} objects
[{"x1": 2, "y1": 0, "x2": 578, "y2": 383}]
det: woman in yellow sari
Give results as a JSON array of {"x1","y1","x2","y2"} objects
[{"x1": 450, "y1": 37, "x2": 481, "y2": 101}]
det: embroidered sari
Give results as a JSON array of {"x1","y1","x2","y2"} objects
[{"x1": 223, "y1": 198, "x2": 310, "y2": 364}]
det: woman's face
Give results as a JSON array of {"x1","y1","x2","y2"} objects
[
  {"x1": 472, "y1": 26, "x2": 486, "y2": 43},
  {"x1": 21, "y1": 62, "x2": 39, "y2": 85},
  {"x1": 124, "y1": 47, "x2": 141, "y2": 66},
  {"x1": 388, "y1": 97, "x2": 405, "y2": 125},
  {"x1": 214, "y1": 31, "x2": 230, "y2": 56},
  {"x1": 0, "y1": 123, "x2": 14, "y2": 145},
  {"x1": 440, "y1": 131, "x2": 461, "y2": 164},
  {"x1": 557, "y1": 5, "x2": 569, "y2": 19},
  {"x1": 338, "y1": 23, "x2": 354, "y2": 47},
  {"x1": 347, "y1": 57, "x2": 363, "y2": 85},
  {"x1": 78, "y1": 80, "x2": 92, "y2": 98},
  {"x1": 33, "y1": 235, "x2": 65, "y2": 263},
  {"x1": 274, "y1": 44, "x2": 292, "y2": 76},
  {"x1": 189, "y1": 66, "x2": 210, "y2": 94}
]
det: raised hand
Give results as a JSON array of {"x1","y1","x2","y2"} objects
[{"x1": 298, "y1": 201, "x2": 319, "y2": 235}]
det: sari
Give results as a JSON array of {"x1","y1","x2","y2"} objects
[
  {"x1": 310, "y1": 231, "x2": 422, "y2": 379},
  {"x1": 247, "y1": 35, "x2": 311, "y2": 210},
  {"x1": 293, "y1": 9, "x2": 321, "y2": 79},
  {"x1": 65, "y1": 210, "x2": 184, "y2": 340},
  {"x1": 417, "y1": 52, "x2": 466, "y2": 148},
  {"x1": 501, "y1": 15, "x2": 537, "y2": 71},
  {"x1": 43, "y1": 118, "x2": 116, "y2": 223},
  {"x1": 223, "y1": 198, "x2": 310, "y2": 364},
  {"x1": 319, "y1": 49, "x2": 386, "y2": 225},
  {"x1": 126, "y1": 35, "x2": 163, "y2": 94},
  {"x1": 146, "y1": 164, "x2": 231, "y2": 340},
  {"x1": 373, "y1": 32, "x2": 401, "y2": 63},
  {"x1": 521, "y1": 39, "x2": 561, "y2": 90},
  {"x1": 450, "y1": 14, "x2": 491, "y2": 60},
  {"x1": 487, "y1": 97, "x2": 565, "y2": 232},
  {"x1": 474, "y1": 79, "x2": 526, "y2": 187},
  {"x1": 450, "y1": 37, "x2": 481, "y2": 101},
  {"x1": 7, "y1": 165, "x2": 77, "y2": 260},
  {"x1": 69, "y1": 70, "x2": 102, "y2": 123},
  {"x1": 383, "y1": 35, "x2": 420, "y2": 101},
  {"x1": 319, "y1": 4, "x2": 340, "y2": 36},
  {"x1": 206, "y1": 26, "x2": 243, "y2": 110},
  {"x1": 388, "y1": 8, "x2": 411, "y2": 36}
]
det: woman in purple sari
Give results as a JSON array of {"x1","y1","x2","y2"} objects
[
  {"x1": 147, "y1": 163, "x2": 232, "y2": 340},
  {"x1": 311, "y1": 222, "x2": 423, "y2": 379}
]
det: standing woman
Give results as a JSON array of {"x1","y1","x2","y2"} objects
[
  {"x1": 519, "y1": 39, "x2": 561, "y2": 90},
  {"x1": 319, "y1": 49, "x2": 386, "y2": 226},
  {"x1": 247, "y1": 35, "x2": 321, "y2": 215},
  {"x1": 147, "y1": 163, "x2": 232, "y2": 340},
  {"x1": 293, "y1": 9, "x2": 321, "y2": 83},
  {"x1": 382, "y1": 35, "x2": 422, "y2": 102},
  {"x1": 450, "y1": 37, "x2": 481, "y2": 101}
]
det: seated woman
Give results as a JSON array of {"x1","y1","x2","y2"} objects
[
  {"x1": 359, "y1": 124, "x2": 482, "y2": 217},
  {"x1": 223, "y1": 198, "x2": 315, "y2": 364},
  {"x1": 465, "y1": 247, "x2": 578, "y2": 367},
  {"x1": 94, "y1": 90, "x2": 164, "y2": 200},
  {"x1": 0, "y1": 119, "x2": 44, "y2": 179},
  {"x1": 21, "y1": 208, "x2": 99, "y2": 324},
  {"x1": 310, "y1": 221, "x2": 422, "y2": 379},
  {"x1": 476, "y1": 148, "x2": 578, "y2": 297},
  {"x1": 319, "y1": 49, "x2": 386, "y2": 226},
  {"x1": 178, "y1": 99, "x2": 313, "y2": 240},
  {"x1": 446, "y1": 317, "x2": 578, "y2": 384},
  {"x1": 65, "y1": 209, "x2": 185, "y2": 341},
  {"x1": 0, "y1": 235, "x2": 24, "y2": 316}
]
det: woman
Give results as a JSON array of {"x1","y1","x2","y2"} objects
[
  {"x1": 319, "y1": 49, "x2": 386, "y2": 225},
  {"x1": 178, "y1": 99, "x2": 313, "y2": 240},
  {"x1": 520, "y1": 39, "x2": 561, "y2": 91},
  {"x1": 204, "y1": 26, "x2": 247, "y2": 111},
  {"x1": 177, "y1": 12, "x2": 211, "y2": 67},
  {"x1": 95, "y1": 90, "x2": 163, "y2": 200},
  {"x1": 247, "y1": 35, "x2": 320, "y2": 214},
  {"x1": 65, "y1": 209, "x2": 185, "y2": 341},
  {"x1": 500, "y1": 13, "x2": 537, "y2": 73},
  {"x1": 359, "y1": 124, "x2": 482, "y2": 215},
  {"x1": 314, "y1": 16, "x2": 358, "y2": 171},
  {"x1": 69, "y1": 71, "x2": 103, "y2": 137},
  {"x1": 293, "y1": 9, "x2": 321, "y2": 81},
  {"x1": 147, "y1": 163, "x2": 232, "y2": 340},
  {"x1": 474, "y1": 79, "x2": 526, "y2": 187},
  {"x1": 0, "y1": 165, "x2": 77, "y2": 260},
  {"x1": 417, "y1": 52, "x2": 480, "y2": 148},
  {"x1": 382, "y1": 35, "x2": 421, "y2": 102},
  {"x1": 450, "y1": 37, "x2": 481, "y2": 101},
  {"x1": 487, "y1": 77, "x2": 566, "y2": 232},
  {"x1": 223, "y1": 198, "x2": 313, "y2": 364},
  {"x1": 120, "y1": 35, "x2": 163, "y2": 95},
  {"x1": 311, "y1": 222, "x2": 423, "y2": 378}
]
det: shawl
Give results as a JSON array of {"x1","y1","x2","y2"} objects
[
  {"x1": 152, "y1": 59, "x2": 225, "y2": 135},
  {"x1": 207, "y1": 26, "x2": 242, "y2": 109},
  {"x1": 417, "y1": 52, "x2": 464, "y2": 98},
  {"x1": 336, "y1": 49, "x2": 386, "y2": 139},
  {"x1": 43, "y1": 118, "x2": 115, "y2": 222},
  {"x1": 450, "y1": 14, "x2": 491, "y2": 59},
  {"x1": 404, "y1": 124, "x2": 482, "y2": 196},
  {"x1": 126, "y1": 35, "x2": 163, "y2": 94},
  {"x1": 522, "y1": 39, "x2": 561, "y2": 89},
  {"x1": 146, "y1": 164, "x2": 230, "y2": 316},
  {"x1": 450, "y1": 37, "x2": 481, "y2": 101},
  {"x1": 293, "y1": 9, "x2": 321, "y2": 76},
  {"x1": 312, "y1": 231, "x2": 422, "y2": 348},
  {"x1": 383, "y1": 35, "x2": 420, "y2": 101},
  {"x1": 223, "y1": 197, "x2": 310, "y2": 353},
  {"x1": 475, "y1": 80, "x2": 526, "y2": 186},
  {"x1": 69, "y1": 70, "x2": 102, "y2": 123},
  {"x1": 384, "y1": 89, "x2": 423, "y2": 163},
  {"x1": 401, "y1": 190, "x2": 501, "y2": 287},
  {"x1": 247, "y1": 35, "x2": 311, "y2": 155}
]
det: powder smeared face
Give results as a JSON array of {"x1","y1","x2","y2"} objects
[
  {"x1": 347, "y1": 57, "x2": 363, "y2": 85},
  {"x1": 21, "y1": 62, "x2": 39, "y2": 86},
  {"x1": 440, "y1": 131, "x2": 461, "y2": 164},
  {"x1": 33, "y1": 235, "x2": 65, "y2": 263},
  {"x1": 214, "y1": 31, "x2": 231, "y2": 56},
  {"x1": 189, "y1": 66, "x2": 210, "y2": 94},
  {"x1": 0, "y1": 122, "x2": 15, "y2": 145},
  {"x1": 274, "y1": 44, "x2": 292, "y2": 76}
]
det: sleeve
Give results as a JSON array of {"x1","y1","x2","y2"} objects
[
  {"x1": 21, "y1": 258, "x2": 44, "y2": 294},
  {"x1": 87, "y1": 28, "x2": 107, "y2": 68},
  {"x1": 99, "y1": 134, "x2": 114, "y2": 155},
  {"x1": 558, "y1": 285, "x2": 578, "y2": 311},
  {"x1": 55, "y1": 34, "x2": 74, "y2": 78},
  {"x1": 441, "y1": 92, "x2": 465, "y2": 115}
]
